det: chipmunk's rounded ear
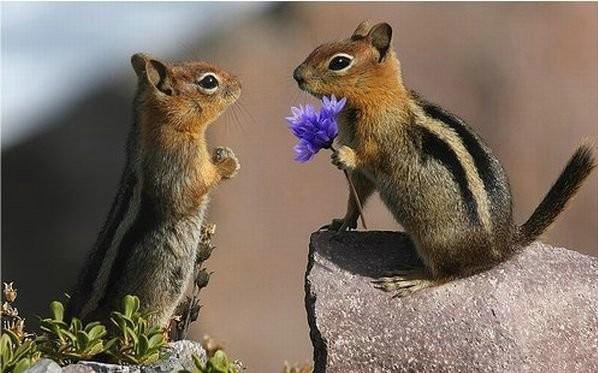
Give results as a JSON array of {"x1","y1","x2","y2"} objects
[
  {"x1": 131, "y1": 53, "x2": 174, "y2": 96},
  {"x1": 131, "y1": 53, "x2": 151, "y2": 77},
  {"x1": 351, "y1": 21, "x2": 372, "y2": 40},
  {"x1": 367, "y1": 23, "x2": 392, "y2": 62}
]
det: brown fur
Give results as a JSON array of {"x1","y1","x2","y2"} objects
[
  {"x1": 295, "y1": 22, "x2": 595, "y2": 296},
  {"x1": 67, "y1": 54, "x2": 240, "y2": 326},
  {"x1": 134, "y1": 55, "x2": 241, "y2": 219}
]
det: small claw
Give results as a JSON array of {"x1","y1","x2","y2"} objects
[
  {"x1": 371, "y1": 277, "x2": 392, "y2": 284},
  {"x1": 320, "y1": 218, "x2": 345, "y2": 232},
  {"x1": 392, "y1": 289, "x2": 412, "y2": 298},
  {"x1": 372, "y1": 266, "x2": 433, "y2": 297},
  {"x1": 213, "y1": 146, "x2": 236, "y2": 164},
  {"x1": 339, "y1": 220, "x2": 357, "y2": 232},
  {"x1": 318, "y1": 224, "x2": 331, "y2": 231}
]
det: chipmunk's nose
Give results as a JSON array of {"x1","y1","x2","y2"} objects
[{"x1": 293, "y1": 66, "x2": 306, "y2": 86}]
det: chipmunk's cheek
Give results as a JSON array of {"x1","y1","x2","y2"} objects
[
  {"x1": 302, "y1": 80, "x2": 322, "y2": 96},
  {"x1": 228, "y1": 88, "x2": 241, "y2": 103}
]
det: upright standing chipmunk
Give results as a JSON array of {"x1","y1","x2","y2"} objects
[
  {"x1": 66, "y1": 53, "x2": 241, "y2": 326},
  {"x1": 293, "y1": 21, "x2": 595, "y2": 296}
]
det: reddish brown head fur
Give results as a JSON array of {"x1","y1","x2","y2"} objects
[
  {"x1": 131, "y1": 53, "x2": 241, "y2": 139},
  {"x1": 293, "y1": 22, "x2": 407, "y2": 109}
]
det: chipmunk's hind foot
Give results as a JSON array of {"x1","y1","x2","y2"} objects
[{"x1": 372, "y1": 266, "x2": 434, "y2": 298}]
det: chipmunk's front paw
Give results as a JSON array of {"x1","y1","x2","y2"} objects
[
  {"x1": 213, "y1": 146, "x2": 240, "y2": 179},
  {"x1": 319, "y1": 217, "x2": 357, "y2": 232},
  {"x1": 331, "y1": 145, "x2": 357, "y2": 170}
]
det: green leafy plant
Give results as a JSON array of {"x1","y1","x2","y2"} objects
[
  {"x1": 0, "y1": 330, "x2": 41, "y2": 373},
  {"x1": 35, "y1": 295, "x2": 168, "y2": 366},
  {"x1": 2, "y1": 283, "x2": 222, "y2": 369},
  {"x1": 185, "y1": 350, "x2": 238, "y2": 373},
  {"x1": 106, "y1": 295, "x2": 167, "y2": 365},
  {"x1": 1, "y1": 283, "x2": 41, "y2": 373},
  {"x1": 36, "y1": 301, "x2": 110, "y2": 364}
]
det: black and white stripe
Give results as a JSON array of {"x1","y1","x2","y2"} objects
[
  {"x1": 419, "y1": 126, "x2": 480, "y2": 225},
  {"x1": 411, "y1": 92, "x2": 498, "y2": 230},
  {"x1": 420, "y1": 102, "x2": 505, "y2": 211}
]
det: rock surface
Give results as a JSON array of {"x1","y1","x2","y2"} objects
[
  {"x1": 26, "y1": 340, "x2": 206, "y2": 373},
  {"x1": 26, "y1": 359, "x2": 62, "y2": 373},
  {"x1": 305, "y1": 231, "x2": 598, "y2": 373}
]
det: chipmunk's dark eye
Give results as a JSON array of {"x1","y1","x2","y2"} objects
[
  {"x1": 197, "y1": 74, "x2": 219, "y2": 91},
  {"x1": 328, "y1": 54, "x2": 353, "y2": 71}
]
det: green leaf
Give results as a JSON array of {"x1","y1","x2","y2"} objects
[
  {"x1": 50, "y1": 301, "x2": 64, "y2": 322},
  {"x1": 83, "y1": 322, "x2": 102, "y2": 333},
  {"x1": 125, "y1": 326, "x2": 139, "y2": 346},
  {"x1": 70, "y1": 318, "x2": 83, "y2": 333},
  {"x1": 86, "y1": 340, "x2": 105, "y2": 356},
  {"x1": 104, "y1": 338, "x2": 118, "y2": 351},
  {"x1": 4, "y1": 329, "x2": 21, "y2": 345},
  {"x1": 212, "y1": 350, "x2": 229, "y2": 369},
  {"x1": 122, "y1": 353, "x2": 140, "y2": 365},
  {"x1": 192, "y1": 353, "x2": 203, "y2": 369},
  {"x1": 122, "y1": 295, "x2": 140, "y2": 318},
  {"x1": 146, "y1": 326, "x2": 162, "y2": 336},
  {"x1": 12, "y1": 342, "x2": 34, "y2": 362},
  {"x1": 1, "y1": 334, "x2": 14, "y2": 362},
  {"x1": 41, "y1": 319, "x2": 69, "y2": 329},
  {"x1": 76, "y1": 331, "x2": 90, "y2": 350},
  {"x1": 137, "y1": 335, "x2": 149, "y2": 356},
  {"x1": 60, "y1": 329, "x2": 77, "y2": 344},
  {"x1": 147, "y1": 334, "x2": 164, "y2": 349},
  {"x1": 139, "y1": 351, "x2": 159, "y2": 365},
  {"x1": 13, "y1": 358, "x2": 32, "y2": 373},
  {"x1": 87, "y1": 325, "x2": 106, "y2": 341}
]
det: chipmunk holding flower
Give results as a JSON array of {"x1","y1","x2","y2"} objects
[
  {"x1": 293, "y1": 21, "x2": 595, "y2": 296},
  {"x1": 66, "y1": 53, "x2": 240, "y2": 326}
]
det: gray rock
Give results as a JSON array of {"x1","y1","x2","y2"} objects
[
  {"x1": 145, "y1": 340, "x2": 207, "y2": 373},
  {"x1": 25, "y1": 359, "x2": 62, "y2": 373},
  {"x1": 77, "y1": 361, "x2": 140, "y2": 373},
  {"x1": 62, "y1": 364, "x2": 96, "y2": 373},
  {"x1": 305, "y1": 231, "x2": 598, "y2": 373},
  {"x1": 31, "y1": 340, "x2": 207, "y2": 373}
]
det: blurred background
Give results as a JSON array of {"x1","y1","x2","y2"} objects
[{"x1": 2, "y1": 3, "x2": 597, "y2": 372}]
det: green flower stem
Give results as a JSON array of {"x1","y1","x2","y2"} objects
[
  {"x1": 342, "y1": 169, "x2": 368, "y2": 230},
  {"x1": 329, "y1": 145, "x2": 368, "y2": 230}
]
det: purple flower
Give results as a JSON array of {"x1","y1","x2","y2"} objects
[
  {"x1": 320, "y1": 95, "x2": 347, "y2": 120},
  {"x1": 286, "y1": 95, "x2": 347, "y2": 162}
]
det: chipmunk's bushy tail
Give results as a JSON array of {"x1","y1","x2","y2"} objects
[{"x1": 517, "y1": 144, "x2": 595, "y2": 247}]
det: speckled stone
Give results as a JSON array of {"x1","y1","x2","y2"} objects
[
  {"x1": 62, "y1": 364, "x2": 95, "y2": 373},
  {"x1": 305, "y1": 231, "x2": 598, "y2": 373},
  {"x1": 25, "y1": 359, "x2": 62, "y2": 373},
  {"x1": 76, "y1": 362, "x2": 140, "y2": 373}
]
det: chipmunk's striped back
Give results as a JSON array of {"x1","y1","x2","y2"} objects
[{"x1": 412, "y1": 93, "x2": 513, "y2": 239}]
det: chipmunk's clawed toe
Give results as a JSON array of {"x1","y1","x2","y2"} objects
[
  {"x1": 372, "y1": 266, "x2": 433, "y2": 297},
  {"x1": 319, "y1": 217, "x2": 357, "y2": 232}
]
